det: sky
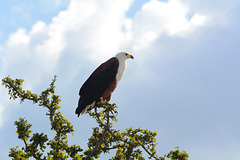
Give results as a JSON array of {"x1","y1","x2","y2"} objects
[{"x1": 0, "y1": 0, "x2": 240, "y2": 159}]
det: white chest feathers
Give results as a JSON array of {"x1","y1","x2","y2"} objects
[{"x1": 115, "y1": 57, "x2": 127, "y2": 85}]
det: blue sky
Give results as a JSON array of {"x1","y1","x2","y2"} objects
[{"x1": 0, "y1": 0, "x2": 240, "y2": 159}]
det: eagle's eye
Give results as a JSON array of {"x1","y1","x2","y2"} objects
[{"x1": 125, "y1": 53, "x2": 128, "y2": 56}]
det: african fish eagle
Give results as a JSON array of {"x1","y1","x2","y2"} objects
[{"x1": 75, "y1": 52, "x2": 134, "y2": 116}]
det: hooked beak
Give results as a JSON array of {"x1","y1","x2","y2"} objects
[{"x1": 127, "y1": 54, "x2": 134, "y2": 59}]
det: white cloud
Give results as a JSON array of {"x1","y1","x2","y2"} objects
[
  {"x1": 190, "y1": 14, "x2": 206, "y2": 26},
  {"x1": 131, "y1": 0, "x2": 206, "y2": 51},
  {"x1": 1, "y1": 0, "x2": 206, "y2": 73},
  {"x1": 0, "y1": 0, "x2": 207, "y2": 128},
  {"x1": 7, "y1": 29, "x2": 30, "y2": 47},
  {"x1": 181, "y1": 0, "x2": 240, "y2": 28}
]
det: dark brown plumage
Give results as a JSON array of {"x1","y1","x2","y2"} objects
[
  {"x1": 75, "y1": 52, "x2": 133, "y2": 116},
  {"x1": 75, "y1": 58, "x2": 119, "y2": 116}
]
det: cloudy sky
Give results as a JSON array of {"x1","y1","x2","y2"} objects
[{"x1": 1, "y1": 0, "x2": 240, "y2": 159}]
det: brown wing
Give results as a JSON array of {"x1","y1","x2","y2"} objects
[{"x1": 76, "y1": 57, "x2": 119, "y2": 116}]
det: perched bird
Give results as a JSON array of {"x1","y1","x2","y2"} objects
[{"x1": 75, "y1": 52, "x2": 134, "y2": 116}]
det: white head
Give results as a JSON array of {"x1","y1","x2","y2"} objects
[
  {"x1": 115, "y1": 52, "x2": 134, "y2": 84},
  {"x1": 115, "y1": 52, "x2": 134, "y2": 62}
]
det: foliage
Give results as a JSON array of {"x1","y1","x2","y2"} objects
[{"x1": 2, "y1": 76, "x2": 189, "y2": 160}]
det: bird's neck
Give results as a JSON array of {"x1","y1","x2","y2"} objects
[{"x1": 116, "y1": 59, "x2": 127, "y2": 85}]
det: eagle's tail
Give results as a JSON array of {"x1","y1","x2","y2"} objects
[
  {"x1": 75, "y1": 98, "x2": 83, "y2": 117},
  {"x1": 76, "y1": 97, "x2": 95, "y2": 117}
]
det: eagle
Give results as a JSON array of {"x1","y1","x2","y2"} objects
[{"x1": 75, "y1": 52, "x2": 134, "y2": 116}]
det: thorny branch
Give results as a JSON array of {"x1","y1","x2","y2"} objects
[
  {"x1": 87, "y1": 100, "x2": 162, "y2": 159},
  {"x1": 2, "y1": 76, "x2": 189, "y2": 160}
]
